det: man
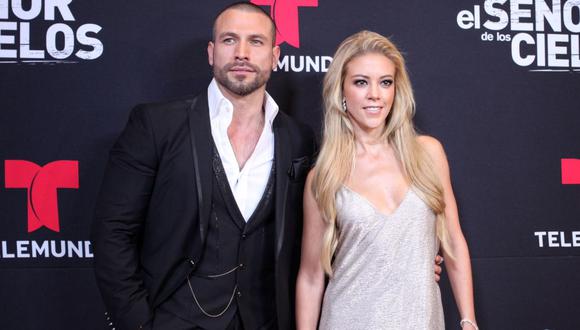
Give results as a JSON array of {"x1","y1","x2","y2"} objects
[{"x1": 92, "y1": 3, "x2": 314, "y2": 329}]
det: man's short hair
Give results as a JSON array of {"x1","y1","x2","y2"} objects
[{"x1": 212, "y1": 2, "x2": 277, "y2": 45}]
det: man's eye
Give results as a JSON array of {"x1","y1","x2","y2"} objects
[
  {"x1": 223, "y1": 38, "x2": 235, "y2": 44},
  {"x1": 251, "y1": 39, "x2": 264, "y2": 45}
]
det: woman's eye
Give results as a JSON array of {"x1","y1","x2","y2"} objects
[
  {"x1": 354, "y1": 80, "x2": 367, "y2": 86},
  {"x1": 381, "y1": 79, "x2": 394, "y2": 87}
]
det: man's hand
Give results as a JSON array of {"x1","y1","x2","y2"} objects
[{"x1": 434, "y1": 255, "x2": 444, "y2": 282}]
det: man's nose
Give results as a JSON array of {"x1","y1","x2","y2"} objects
[{"x1": 235, "y1": 41, "x2": 249, "y2": 60}]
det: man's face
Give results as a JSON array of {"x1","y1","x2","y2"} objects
[{"x1": 208, "y1": 9, "x2": 280, "y2": 97}]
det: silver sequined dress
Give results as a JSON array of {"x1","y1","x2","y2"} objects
[{"x1": 319, "y1": 186, "x2": 444, "y2": 330}]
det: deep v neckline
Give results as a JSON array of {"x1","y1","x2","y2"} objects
[{"x1": 342, "y1": 185, "x2": 412, "y2": 218}]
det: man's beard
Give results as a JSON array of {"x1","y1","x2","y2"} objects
[{"x1": 213, "y1": 61, "x2": 270, "y2": 96}]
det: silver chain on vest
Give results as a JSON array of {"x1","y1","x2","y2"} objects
[{"x1": 186, "y1": 263, "x2": 241, "y2": 318}]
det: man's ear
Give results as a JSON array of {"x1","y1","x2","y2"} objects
[
  {"x1": 272, "y1": 45, "x2": 280, "y2": 70},
  {"x1": 208, "y1": 41, "x2": 214, "y2": 66}
]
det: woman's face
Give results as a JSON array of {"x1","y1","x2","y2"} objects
[{"x1": 342, "y1": 52, "x2": 396, "y2": 137}]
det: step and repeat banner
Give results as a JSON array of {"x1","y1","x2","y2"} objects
[{"x1": 1, "y1": 1, "x2": 579, "y2": 329}]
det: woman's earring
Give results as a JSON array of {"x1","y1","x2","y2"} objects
[{"x1": 342, "y1": 98, "x2": 347, "y2": 112}]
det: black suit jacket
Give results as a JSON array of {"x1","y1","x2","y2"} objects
[{"x1": 92, "y1": 92, "x2": 315, "y2": 330}]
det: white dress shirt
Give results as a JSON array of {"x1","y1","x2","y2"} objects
[{"x1": 207, "y1": 79, "x2": 278, "y2": 221}]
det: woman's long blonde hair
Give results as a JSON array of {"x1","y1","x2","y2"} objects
[{"x1": 312, "y1": 30, "x2": 451, "y2": 275}]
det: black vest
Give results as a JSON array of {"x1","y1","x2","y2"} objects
[{"x1": 184, "y1": 146, "x2": 277, "y2": 329}]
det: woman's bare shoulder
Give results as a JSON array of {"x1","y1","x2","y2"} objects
[{"x1": 416, "y1": 135, "x2": 447, "y2": 164}]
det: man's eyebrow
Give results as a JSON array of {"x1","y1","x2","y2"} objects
[
  {"x1": 218, "y1": 32, "x2": 239, "y2": 39},
  {"x1": 218, "y1": 32, "x2": 269, "y2": 41},
  {"x1": 248, "y1": 33, "x2": 268, "y2": 40}
]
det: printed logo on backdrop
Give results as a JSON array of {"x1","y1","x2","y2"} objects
[
  {"x1": 456, "y1": 0, "x2": 580, "y2": 72},
  {"x1": 251, "y1": 0, "x2": 333, "y2": 72},
  {"x1": 0, "y1": 0, "x2": 103, "y2": 64},
  {"x1": 533, "y1": 158, "x2": 580, "y2": 248},
  {"x1": 2, "y1": 160, "x2": 93, "y2": 260}
]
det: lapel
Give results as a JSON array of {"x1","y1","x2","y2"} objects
[
  {"x1": 273, "y1": 115, "x2": 291, "y2": 262},
  {"x1": 187, "y1": 92, "x2": 213, "y2": 244}
]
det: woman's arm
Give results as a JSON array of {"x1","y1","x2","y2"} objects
[
  {"x1": 419, "y1": 136, "x2": 478, "y2": 329},
  {"x1": 296, "y1": 170, "x2": 328, "y2": 330}
]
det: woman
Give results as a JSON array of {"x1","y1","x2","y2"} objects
[{"x1": 296, "y1": 31, "x2": 477, "y2": 329}]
